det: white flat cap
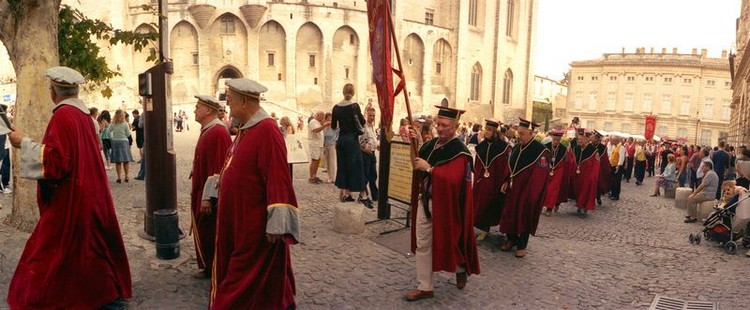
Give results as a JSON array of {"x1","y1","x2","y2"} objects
[
  {"x1": 225, "y1": 78, "x2": 267, "y2": 100},
  {"x1": 194, "y1": 95, "x2": 222, "y2": 110},
  {"x1": 46, "y1": 66, "x2": 85, "y2": 87}
]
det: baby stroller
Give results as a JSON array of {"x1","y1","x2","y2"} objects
[{"x1": 688, "y1": 192, "x2": 750, "y2": 254}]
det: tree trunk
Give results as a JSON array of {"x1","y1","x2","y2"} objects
[{"x1": 0, "y1": 0, "x2": 62, "y2": 231}]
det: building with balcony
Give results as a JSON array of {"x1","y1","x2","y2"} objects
[
  {"x1": 567, "y1": 47, "x2": 732, "y2": 146},
  {"x1": 0, "y1": 0, "x2": 537, "y2": 124},
  {"x1": 730, "y1": 0, "x2": 750, "y2": 148}
]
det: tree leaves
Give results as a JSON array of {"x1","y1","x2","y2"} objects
[{"x1": 58, "y1": 4, "x2": 158, "y2": 98}]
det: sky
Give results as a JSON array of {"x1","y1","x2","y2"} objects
[{"x1": 534, "y1": 0, "x2": 742, "y2": 80}]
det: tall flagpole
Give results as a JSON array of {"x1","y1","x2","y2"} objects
[{"x1": 385, "y1": 3, "x2": 417, "y2": 158}]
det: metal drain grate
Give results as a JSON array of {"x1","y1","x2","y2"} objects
[{"x1": 649, "y1": 294, "x2": 719, "y2": 310}]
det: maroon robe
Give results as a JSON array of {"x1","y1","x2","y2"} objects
[
  {"x1": 572, "y1": 143, "x2": 600, "y2": 211},
  {"x1": 410, "y1": 137, "x2": 480, "y2": 276},
  {"x1": 596, "y1": 143, "x2": 613, "y2": 196},
  {"x1": 190, "y1": 119, "x2": 231, "y2": 271},
  {"x1": 543, "y1": 142, "x2": 570, "y2": 207},
  {"x1": 500, "y1": 139, "x2": 550, "y2": 235},
  {"x1": 8, "y1": 102, "x2": 131, "y2": 309},
  {"x1": 210, "y1": 113, "x2": 299, "y2": 309},
  {"x1": 473, "y1": 139, "x2": 511, "y2": 231}
]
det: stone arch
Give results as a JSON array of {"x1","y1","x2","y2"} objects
[
  {"x1": 170, "y1": 21, "x2": 199, "y2": 104},
  {"x1": 208, "y1": 13, "x2": 248, "y2": 94},
  {"x1": 213, "y1": 65, "x2": 244, "y2": 95},
  {"x1": 403, "y1": 33, "x2": 424, "y2": 98},
  {"x1": 432, "y1": 38, "x2": 453, "y2": 101},
  {"x1": 332, "y1": 25, "x2": 359, "y2": 101},
  {"x1": 132, "y1": 23, "x2": 157, "y2": 77},
  {"x1": 295, "y1": 22, "x2": 324, "y2": 110},
  {"x1": 258, "y1": 20, "x2": 286, "y2": 101}
]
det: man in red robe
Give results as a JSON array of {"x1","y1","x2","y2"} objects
[
  {"x1": 190, "y1": 95, "x2": 231, "y2": 278},
  {"x1": 7, "y1": 67, "x2": 132, "y2": 308},
  {"x1": 210, "y1": 79, "x2": 299, "y2": 309},
  {"x1": 543, "y1": 130, "x2": 569, "y2": 216},
  {"x1": 499, "y1": 118, "x2": 550, "y2": 258},
  {"x1": 571, "y1": 128, "x2": 599, "y2": 218},
  {"x1": 407, "y1": 105, "x2": 479, "y2": 301},
  {"x1": 473, "y1": 119, "x2": 511, "y2": 240},
  {"x1": 592, "y1": 130, "x2": 612, "y2": 205}
]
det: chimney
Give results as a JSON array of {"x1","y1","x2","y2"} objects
[
  {"x1": 662, "y1": 48, "x2": 667, "y2": 54},
  {"x1": 722, "y1": 50, "x2": 728, "y2": 58},
  {"x1": 672, "y1": 47, "x2": 678, "y2": 54},
  {"x1": 650, "y1": 47, "x2": 654, "y2": 54},
  {"x1": 701, "y1": 48, "x2": 707, "y2": 57},
  {"x1": 692, "y1": 48, "x2": 697, "y2": 55}
]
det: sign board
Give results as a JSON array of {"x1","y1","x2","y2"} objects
[
  {"x1": 2, "y1": 94, "x2": 10, "y2": 102},
  {"x1": 285, "y1": 135, "x2": 309, "y2": 164},
  {"x1": 387, "y1": 141, "x2": 414, "y2": 204}
]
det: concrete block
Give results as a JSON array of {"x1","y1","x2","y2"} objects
[
  {"x1": 697, "y1": 200, "x2": 718, "y2": 221},
  {"x1": 664, "y1": 184, "x2": 677, "y2": 198},
  {"x1": 333, "y1": 203, "x2": 365, "y2": 234},
  {"x1": 675, "y1": 187, "x2": 692, "y2": 209}
]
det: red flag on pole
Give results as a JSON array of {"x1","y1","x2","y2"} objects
[
  {"x1": 367, "y1": 0, "x2": 395, "y2": 131},
  {"x1": 645, "y1": 115, "x2": 657, "y2": 141}
]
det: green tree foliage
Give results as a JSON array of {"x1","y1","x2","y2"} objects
[{"x1": 58, "y1": 4, "x2": 158, "y2": 97}]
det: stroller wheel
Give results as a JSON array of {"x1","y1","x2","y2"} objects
[
  {"x1": 724, "y1": 241, "x2": 738, "y2": 255},
  {"x1": 695, "y1": 234, "x2": 701, "y2": 245},
  {"x1": 688, "y1": 234, "x2": 695, "y2": 244}
]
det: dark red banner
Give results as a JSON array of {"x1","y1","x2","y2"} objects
[
  {"x1": 367, "y1": 0, "x2": 395, "y2": 131},
  {"x1": 645, "y1": 115, "x2": 656, "y2": 141}
]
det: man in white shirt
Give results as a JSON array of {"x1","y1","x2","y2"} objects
[
  {"x1": 359, "y1": 106, "x2": 379, "y2": 207},
  {"x1": 696, "y1": 148, "x2": 712, "y2": 182},
  {"x1": 308, "y1": 111, "x2": 329, "y2": 184}
]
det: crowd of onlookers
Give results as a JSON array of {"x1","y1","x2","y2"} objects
[{"x1": 89, "y1": 107, "x2": 144, "y2": 183}]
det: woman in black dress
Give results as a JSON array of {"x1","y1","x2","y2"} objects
[{"x1": 331, "y1": 83, "x2": 368, "y2": 205}]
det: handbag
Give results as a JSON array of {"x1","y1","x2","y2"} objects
[{"x1": 352, "y1": 103, "x2": 365, "y2": 135}]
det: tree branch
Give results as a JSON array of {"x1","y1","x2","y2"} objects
[{"x1": 0, "y1": 0, "x2": 15, "y2": 47}]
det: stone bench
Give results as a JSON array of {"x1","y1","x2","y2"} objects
[
  {"x1": 697, "y1": 200, "x2": 719, "y2": 221},
  {"x1": 675, "y1": 187, "x2": 692, "y2": 209},
  {"x1": 333, "y1": 203, "x2": 365, "y2": 234},
  {"x1": 664, "y1": 182, "x2": 678, "y2": 198}
]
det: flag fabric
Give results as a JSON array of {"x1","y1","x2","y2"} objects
[
  {"x1": 367, "y1": 0, "x2": 395, "y2": 131},
  {"x1": 645, "y1": 115, "x2": 656, "y2": 141}
]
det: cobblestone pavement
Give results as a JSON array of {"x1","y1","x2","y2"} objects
[{"x1": 0, "y1": 129, "x2": 748, "y2": 309}]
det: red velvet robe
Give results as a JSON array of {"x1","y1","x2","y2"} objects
[
  {"x1": 473, "y1": 140, "x2": 511, "y2": 231},
  {"x1": 596, "y1": 143, "x2": 613, "y2": 196},
  {"x1": 410, "y1": 138, "x2": 480, "y2": 276},
  {"x1": 190, "y1": 120, "x2": 231, "y2": 271},
  {"x1": 499, "y1": 139, "x2": 550, "y2": 235},
  {"x1": 543, "y1": 142, "x2": 570, "y2": 207},
  {"x1": 8, "y1": 103, "x2": 131, "y2": 309},
  {"x1": 573, "y1": 143, "x2": 600, "y2": 211},
  {"x1": 210, "y1": 116, "x2": 299, "y2": 309}
]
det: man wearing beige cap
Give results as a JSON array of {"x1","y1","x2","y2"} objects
[
  {"x1": 7, "y1": 66, "x2": 132, "y2": 309},
  {"x1": 190, "y1": 95, "x2": 231, "y2": 279},
  {"x1": 210, "y1": 78, "x2": 299, "y2": 309}
]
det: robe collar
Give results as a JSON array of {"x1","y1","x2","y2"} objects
[
  {"x1": 509, "y1": 139, "x2": 546, "y2": 177},
  {"x1": 239, "y1": 107, "x2": 270, "y2": 130},
  {"x1": 336, "y1": 100, "x2": 354, "y2": 107},
  {"x1": 201, "y1": 117, "x2": 225, "y2": 133},
  {"x1": 419, "y1": 136, "x2": 472, "y2": 168},
  {"x1": 545, "y1": 142, "x2": 568, "y2": 169},
  {"x1": 475, "y1": 139, "x2": 509, "y2": 167},
  {"x1": 54, "y1": 98, "x2": 89, "y2": 114}
]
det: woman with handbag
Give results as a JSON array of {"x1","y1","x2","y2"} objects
[{"x1": 331, "y1": 83, "x2": 368, "y2": 204}]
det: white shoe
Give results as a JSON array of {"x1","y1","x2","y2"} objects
[{"x1": 2, "y1": 188, "x2": 11, "y2": 194}]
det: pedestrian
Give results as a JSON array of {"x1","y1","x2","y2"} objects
[
  {"x1": 210, "y1": 79, "x2": 299, "y2": 309},
  {"x1": 542, "y1": 129, "x2": 570, "y2": 216},
  {"x1": 594, "y1": 131, "x2": 613, "y2": 204},
  {"x1": 110, "y1": 109, "x2": 133, "y2": 183},
  {"x1": 499, "y1": 117, "x2": 550, "y2": 257},
  {"x1": 646, "y1": 141, "x2": 657, "y2": 177},
  {"x1": 736, "y1": 146, "x2": 750, "y2": 189},
  {"x1": 175, "y1": 111, "x2": 183, "y2": 132},
  {"x1": 685, "y1": 161, "x2": 719, "y2": 223},
  {"x1": 606, "y1": 134, "x2": 625, "y2": 201},
  {"x1": 190, "y1": 95, "x2": 232, "y2": 279},
  {"x1": 132, "y1": 108, "x2": 144, "y2": 161},
  {"x1": 98, "y1": 110, "x2": 113, "y2": 169},
  {"x1": 570, "y1": 128, "x2": 599, "y2": 218},
  {"x1": 634, "y1": 140, "x2": 647, "y2": 185},
  {"x1": 331, "y1": 83, "x2": 368, "y2": 203},
  {"x1": 134, "y1": 110, "x2": 146, "y2": 181},
  {"x1": 712, "y1": 142, "x2": 730, "y2": 199},
  {"x1": 689, "y1": 146, "x2": 703, "y2": 189},
  {"x1": 406, "y1": 105, "x2": 479, "y2": 301},
  {"x1": 7, "y1": 66, "x2": 131, "y2": 309},
  {"x1": 677, "y1": 145, "x2": 689, "y2": 187},
  {"x1": 280, "y1": 116, "x2": 295, "y2": 136},
  {"x1": 322, "y1": 112, "x2": 338, "y2": 183},
  {"x1": 651, "y1": 154, "x2": 677, "y2": 197},
  {"x1": 473, "y1": 119, "x2": 510, "y2": 239},
  {"x1": 659, "y1": 142, "x2": 674, "y2": 174},
  {"x1": 359, "y1": 106, "x2": 378, "y2": 206},
  {"x1": 308, "y1": 111, "x2": 329, "y2": 184},
  {"x1": 624, "y1": 137, "x2": 636, "y2": 182}
]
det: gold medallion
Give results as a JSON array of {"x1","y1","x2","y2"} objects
[
  {"x1": 550, "y1": 170, "x2": 554, "y2": 176},
  {"x1": 483, "y1": 171, "x2": 490, "y2": 178},
  {"x1": 576, "y1": 167, "x2": 581, "y2": 174}
]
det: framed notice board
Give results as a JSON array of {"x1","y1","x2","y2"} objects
[{"x1": 387, "y1": 141, "x2": 414, "y2": 204}]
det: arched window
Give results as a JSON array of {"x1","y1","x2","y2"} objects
[
  {"x1": 470, "y1": 63, "x2": 482, "y2": 101},
  {"x1": 506, "y1": 0, "x2": 515, "y2": 37},
  {"x1": 469, "y1": 0, "x2": 478, "y2": 26},
  {"x1": 502, "y1": 69, "x2": 513, "y2": 104}
]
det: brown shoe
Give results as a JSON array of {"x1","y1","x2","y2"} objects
[
  {"x1": 515, "y1": 249, "x2": 527, "y2": 258},
  {"x1": 404, "y1": 290, "x2": 434, "y2": 301},
  {"x1": 192, "y1": 269, "x2": 211, "y2": 279},
  {"x1": 500, "y1": 240, "x2": 514, "y2": 252},
  {"x1": 456, "y1": 272, "x2": 467, "y2": 290}
]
